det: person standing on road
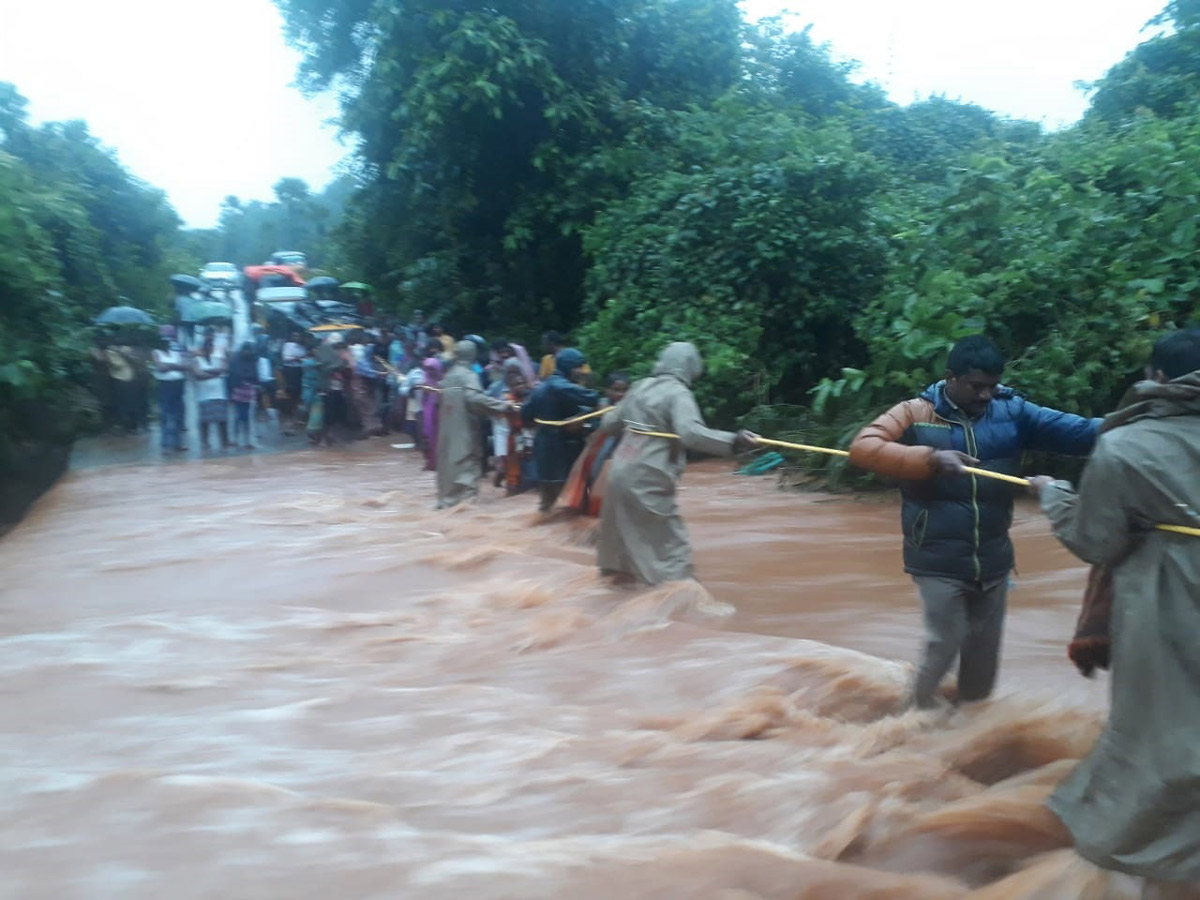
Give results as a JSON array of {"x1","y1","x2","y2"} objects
[
  {"x1": 104, "y1": 339, "x2": 139, "y2": 433},
  {"x1": 280, "y1": 330, "x2": 307, "y2": 436},
  {"x1": 193, "y1": 332, "x2": 230, "y2": 451},
  {"x1": 228, "y1": 342, "x2": 260, "y2": 449},
  {"x1": 151, "y1": 326, "x2": 188, "y2": 453},
  {"x1": 848, "y1": 335, "x2": 1101, "y2": 709},
  {"x1": 594, "y1": 342, "x2": 758, "y2": 585},
  {"x1": 1028, "y1": 329, "x2": 1200, "y2": 896}
]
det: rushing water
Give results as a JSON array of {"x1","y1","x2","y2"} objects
[{"x1": 0, "y1": 443, "x2": 1147, "y2": 899}]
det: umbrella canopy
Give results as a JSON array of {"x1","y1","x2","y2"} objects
[
  {"x1": 340, "y1": 281, "x2": 371, "y2": 292},
  {"x1": 306, "y1": 276, "x2": 340, "y2": 289},
  {"x1": 94, "y1": 306, "x2": 155, "y2": 326},
  {"x1": 169, "y1": 274, "x2": 203, "y2": 290},
  {"x1": 309, "y1": 322, "x2": 363, "y2": 332},
  {"x1": 193, "y1": 300, "x2": 234, "y2": 321}
]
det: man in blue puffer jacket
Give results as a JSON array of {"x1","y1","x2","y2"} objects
[{"x1": 849, "y1": 335, "x2": 1101, "y2": 709}]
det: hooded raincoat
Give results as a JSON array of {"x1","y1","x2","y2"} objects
[
  {"x1": 1039, "y1": 372, "x2": 1200, "y2": 883},
  {"x1": 435, "y1": 341, "x2": 510, "y2": 509},
  {"x1": 522, "y1": 348, "x2": 600, "y2": 486},
  {"x1": 595, "y1": 342, "x2": 736, "y2": 584}
]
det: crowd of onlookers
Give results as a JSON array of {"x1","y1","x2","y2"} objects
[{"x1": 88, "y1": 309, "x2": 616, "y2": 484}]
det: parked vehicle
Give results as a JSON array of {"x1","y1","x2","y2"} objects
[
  {"x1": 199, "y1": 261, "x2": 240, "y2": 285},
  {"x1": 269, "y1": 250, "x2": 307, "y2": 270},
  {"x1": 255, "y1": 285, "x2": 361, "y2": 338}
]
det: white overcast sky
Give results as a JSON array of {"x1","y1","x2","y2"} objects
[{"x1": 0, "y1": 0, "x2": 1167, "y2": 228}]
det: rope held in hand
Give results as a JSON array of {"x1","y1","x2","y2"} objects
[
  {"x1": 629, "y1": 429, "x2": 1033, "y2": 488},
  {"x1": 534, "y1": 408, "x2": 608, "y2": 427},
  {"x1": 629, "y1": 428, "x2": 1198, "y2": 536}
]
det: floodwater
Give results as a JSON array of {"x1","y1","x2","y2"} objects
[{"x1": 0, "y1": 443, "x2": 1150, "y2": 899}]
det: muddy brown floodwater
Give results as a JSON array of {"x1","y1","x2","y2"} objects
[{"x1": 0, "y1": 445, "x2": 1146, "y2": 899}]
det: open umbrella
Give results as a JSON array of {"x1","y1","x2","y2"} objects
[
  {"x1": 169, "y1": 274, "x2": 203, "y2": 290},
  {"x1": 306, "y1": 276, "x2": 340, "y2": 289},
  {"x1": 309, "y1": 322, "x2": 363, "y2": 332},
  {"x1": 193, "y1": 300, "x2": 234, "y2": 321},
  {"x1": 95, "y1": 306, "x2": 155, "y2": 326},
  {"x1": 340, "y1": 281, "x2": 372, "y2": 292}
]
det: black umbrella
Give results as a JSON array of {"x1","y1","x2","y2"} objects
[
  {"x1": 306, "y1": 276, "x2": 339, "y2": 289},
  {"x1": 169, "y1": 274, "x2": 203, "y2": 290},
  {"x1": 94, "y1": 306, "x2": 155, "y2": 326}
]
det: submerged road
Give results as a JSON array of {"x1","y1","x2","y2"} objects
[{"x1": 0, "y1": 445, "x2": 1119, "y2": 898}]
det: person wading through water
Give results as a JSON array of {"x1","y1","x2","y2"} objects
[
  {"x1": 522, "y1": 348, "x2": 600, "y2": 513},
  {"x1": 594, "y1": 342, "x2": 758, "y2": 586},
  {"x1": 435, "y1": 340, "x2": 513, "y2": 510},
  {"x1": 848, "y1": 335, "x2": 1101, "y2": 709},
  {"x1": 1028, "y1": 329, "x2": 1200, "y2": 899}
]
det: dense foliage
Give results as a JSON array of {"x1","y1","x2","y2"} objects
[
  {"x1": 0, "y1": 83, "x2": 190, "y2": 459},
  {"x1": 274, "y1": 0, "x2": 1200, "y2": 450}
]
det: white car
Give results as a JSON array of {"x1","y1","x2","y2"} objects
[
  {"x1": 269, "y1": 251, "x2": 307, "y2": 269},
  {"x1": 200, "y1": 261, "x2": 240, "y2": 285}
]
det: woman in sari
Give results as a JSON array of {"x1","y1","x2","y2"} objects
[
  {"x1": 420, "y1": 345, "x2": 444, "y2": 471},
  {"x1": 497, "y1": 360, "x2": 535, "y2": 495}
]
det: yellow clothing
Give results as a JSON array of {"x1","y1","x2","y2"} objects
[
  {"x1": 439, "y1": 334, "x2": 455, "y2": 353},
  {"x1": 540, "y1": 354, "x2": 591, "y2": 380},
  {"x1": 105, "y1": 347, "x2": 135, "y2": 382}
]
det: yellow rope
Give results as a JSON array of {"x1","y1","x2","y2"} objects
[
  {"x1": 640, "y1": 428, "x2": 1200, "y2": 535},
  {"x1": 630, "y1": 428, "x2": 1032, "y2": 488},
  {"x1": 756, "y1": 437, "x2": 849, "y2": 458},
  {"x1": 535, "y1": 408, "x2": 608, "y2": 427},
  {"x1": 1156, "y1": 523, "x2": 1200, "y2": 537}
]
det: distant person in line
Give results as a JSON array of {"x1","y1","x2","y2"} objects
[
  {"x1": 595, "y1": 343, "x2": 758, "y2": 585},
  {"x1": 306, "y1": 336, "x2": 343, "y2": 447},
  {"x1": 434, "y1": 341, "x2": 513, "y2": 510},
  {"x1": 430, "y1": 323, "x2": 455, "y2": 356},
  {"x1": 398, "y1": 354, "x2": 427, "y2": 446},
  {"x1": 848, "y1": 335, "x2": 1101, "y2": 709},
  {"x1": 1028, "y1": 329, "x2": 1200, "y2": 897},
  {"x1": 193, "y1": 332, "x2": 230, "y2": 451},
  {"x1": 227, "y1": 342, "x2": 260, "y2": 449},
  {"x1": 420, "y1": 343, "x2": 445, "y2": 471},
  {"x1": 539, "y1": 331, "x2": 566, "y2": 381},
  {"x1": 255, "y1": 337, "x2": 278, "y2": 425},
  {"x1": 280, "y1": 330, "x2": 307, "y2": 436},
  {"x1": 522, "y1": 348, "x2": 600, "y2": 513},
  {"x1": 537, "y1": 331, "x2": 592, "y2": 382},
  {"x1": 151, "y1": 326, "x2": 189, "y2": 453},
  {"x1": 406, "y1": 308, "x2": 428, "y2": 350},
  {"x1": 493, "y1": 359, "x2": 535, "y2": 495}
]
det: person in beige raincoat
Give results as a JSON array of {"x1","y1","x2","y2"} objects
[
  {"x1": 1031, "y1": 329, "x2": 1200, "y2": 896},
  {"x1": 435, "y1": 341, "x2": 512, "y2": 510},
  {"x1": 595, "y1": 342, "x2": 758, "y2": 585}
]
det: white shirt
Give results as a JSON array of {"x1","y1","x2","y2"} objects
[
  {"x1": 257, "y1": 356, "x2": 274, "y2": 382},
  {"x1": 194, "y1": 353, "x2": 227, "y2": 402},
  {"x1": 152, "y1": 348, "x2": 187, "y2": 382},
  {"x1": 282, "y1": 342, "x2": 305, "y2": 365}
]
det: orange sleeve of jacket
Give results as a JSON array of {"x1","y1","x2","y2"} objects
[{"x1": 848, "y1": 399, "x2": 937, "y2": 481}]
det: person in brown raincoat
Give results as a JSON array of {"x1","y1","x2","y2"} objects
[
  {"x1": 1030, "y1": 329, "x2": 1200, "y2": 897},
  {"x1": 594, "y1": 342, "x2": 758, "y2": 585},
  {"x1": 435, "y1": 341, "x2": 512, "y2": 510}
]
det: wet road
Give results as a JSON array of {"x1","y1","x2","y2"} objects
[{"x1": 0, "y1": 444, "x2": 1128, "y2": 898}]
